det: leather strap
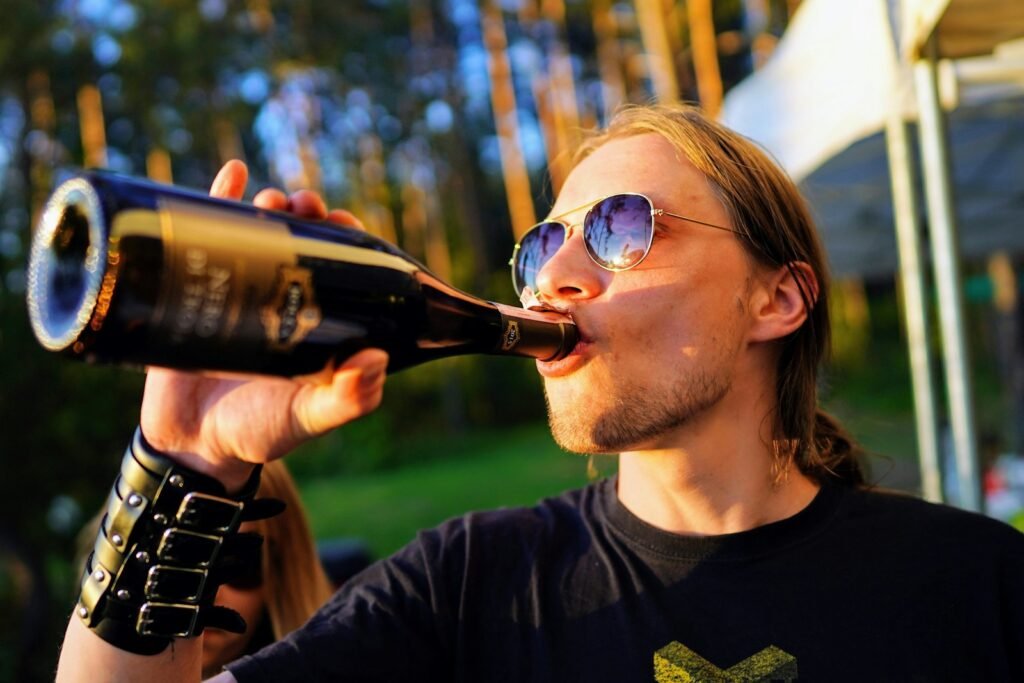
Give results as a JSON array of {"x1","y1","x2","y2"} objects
[{"x1": 77, "y1": 428, "x2": 281, "y2": 654}]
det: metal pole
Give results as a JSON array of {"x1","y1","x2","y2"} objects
[
  {"x1": 884, "y1": 112, "x2": 943, "y2": 502},
  {"x1": 913, "y1": 35, "x2": 983, "y2": 512}
]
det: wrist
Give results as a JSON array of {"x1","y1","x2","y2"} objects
[
  {"x1": 139, "y1": 429, "x2": 257, "y2": 495},
  {"x1": 153, "y1": 447, "x2": 256, "y2": 496}
]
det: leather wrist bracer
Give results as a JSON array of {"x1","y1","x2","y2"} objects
[{"x1": 77, "y1": 428, "x2": 284, "y2": 654}]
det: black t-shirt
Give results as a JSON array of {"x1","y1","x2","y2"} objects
[{"x1": 227, "y1": 478, "x2": 1024, "y2": 682}]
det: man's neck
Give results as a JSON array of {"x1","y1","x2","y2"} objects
[
  {"x1": 614, "y1": 405, "x2": 820, "y2": 536},
  {"x1": 616, "y1": 453, "x2": 819, "y2": 536}
]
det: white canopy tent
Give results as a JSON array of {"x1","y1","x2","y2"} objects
[{"x1": 722, "y1": 0, "x2": 1024, "y2": 511}]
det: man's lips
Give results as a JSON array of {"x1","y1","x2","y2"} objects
[
  {"x1": 537, "y1": 318, "x2": 593, "y2": 377},
  {"x1": 522, "y1": 301, "x2": 594, "y2": 375}
]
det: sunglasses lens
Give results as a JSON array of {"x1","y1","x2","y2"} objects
[
  {"x1": 513, "y1": 222, "x2": 565, "y2": 296},
  {"x1": 583, "y1": 194, "x2": 653, "y2": 270}
]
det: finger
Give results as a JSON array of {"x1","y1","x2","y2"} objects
[
  {"x1": 349, "y1": 348, "x2": 389, "y2": 388},
  {"x1": 210, "y1": 160, "x2": 248, "y2": 200},
  {"x1": 293, "y1": 350, "x2": 389, "y2": 436},
  {"x1": 287, "y1": 190, "x2": 328, "y2": 219},
  {"x1": 305, "y1": 347, "x2": 388, "y2": 396},
  {"x1": 253, "y1": 187, "x2": 289, "y2": 211},
  {"x1": 326, "y1": 209, "x2": 366, "y2": 231}
]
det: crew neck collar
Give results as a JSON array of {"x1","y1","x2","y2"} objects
[{"x1": 601, "y1": 476, "x2": 845, "y2": 562}]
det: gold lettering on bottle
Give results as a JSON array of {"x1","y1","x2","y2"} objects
[
  {"x1": 196, "y1": 265, "x2": 231, "y2": 338},
  {"x1": 170, "y1": 248, "x2": 233, "y2": 340}
]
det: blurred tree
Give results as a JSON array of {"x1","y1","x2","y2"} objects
[
  {"x1": 636, "y1": 0, "x2": 680, "y2": 102},
  {"x1": 481, "y1": 0, "x2": 537, "y2": 240},
  {"x1": 686, "y1": 0, "x2": 723, "y2": 114},
  {"x1": 590, "y1": 0, "x2": 628, "y2": 120}
]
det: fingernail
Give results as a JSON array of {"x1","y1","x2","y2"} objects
[{"x1": 210, "y1": 171, "x2": 226, "y2": 196}]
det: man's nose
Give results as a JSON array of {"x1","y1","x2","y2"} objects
[{"x1": 534, "y1": 226, "x2": 604, "y2": 303}]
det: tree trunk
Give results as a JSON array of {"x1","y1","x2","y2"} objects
[
  {"x1": 481, "y1": 0, "x2": 536, "y2": 240},
  {"x1": 686, "y1": 0, "x2": 723, "y2": 115}
]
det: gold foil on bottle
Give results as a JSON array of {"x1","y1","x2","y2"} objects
[{"x1": 155, "y1": 198, "x2": 321, "y2": 349}]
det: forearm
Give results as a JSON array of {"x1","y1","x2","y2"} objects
[{"x1": 58, "y1": 617, "x2": 202, "y2": 683}]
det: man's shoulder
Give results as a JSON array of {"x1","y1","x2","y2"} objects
[
  {"x1": 842, "y1": 484, "x2": 1024, "y2": 554},
  {"x1": 401, "y1": 478, "x2": 611, "y2": 566},
  {"x1": 432, "y1": 478, "x2": 610, "y2": 539}
]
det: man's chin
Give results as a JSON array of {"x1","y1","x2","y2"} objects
[
  {"x1": 545, "y1": 410, "x2": 597, "y2": 454},
  {"x1": 542, "y1": 377, "x2": 628, "y2": 453},
  {"x1": 547, "y1": 408, "x2": 628, "y2": 454}
]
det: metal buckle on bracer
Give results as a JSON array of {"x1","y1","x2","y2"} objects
[
  {"x1": 136, "y1": 602, "x2": 201, "y2": 638},
  {"x1": 144, "y1": 565, "x2": 208, "y2": 603},
  {"x1": 175, "y1": 492, "x2": 243, "y2": 532},
  {"x1": 156, "y1": 528, "x2": 223, "y2": 567}
]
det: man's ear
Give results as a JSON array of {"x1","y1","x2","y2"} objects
[{"x1": 748, "y1": 261, "x2": 819, "y2": 343}]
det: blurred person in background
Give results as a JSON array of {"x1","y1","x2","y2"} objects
[{"x1": 200, "y1": 461, "x2": 335, "y2": 679}]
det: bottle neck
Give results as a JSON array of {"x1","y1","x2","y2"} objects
[
  {"x1": 411, "y1": 271, "x2": 577, "y2": 363},
  {"x1": 492, "y1": 303, "x2": 578, "y2": 361}
]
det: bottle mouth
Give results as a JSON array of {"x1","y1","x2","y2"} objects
[{"x1": 26, "y1": 178, "x2": 106, "y2": 351}]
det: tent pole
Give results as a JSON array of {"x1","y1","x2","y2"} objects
[
  {"x1": 884, "y1": 113, "x2": 944, "y2": 503},
  {"x1": 913, "y1": 35, "x2": 983, "y2": 512}
]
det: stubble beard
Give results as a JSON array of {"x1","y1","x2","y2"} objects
[{"x1": 543, "y1": 366, "x2": 732, "y2": 454}]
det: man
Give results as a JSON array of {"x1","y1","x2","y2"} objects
[{"x1": 58, "y1": 104, "x2": 1023, "y2": 682}]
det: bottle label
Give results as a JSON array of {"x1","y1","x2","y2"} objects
[
  {"x1": 260, "y1": 265, "x2": 323, "y2": 350},
  {"x1": 153, "y1": 197, "x2": 322, "y2": 351},
  {"x1": 501, "y1": 320, "x2": 521, "y2": 351},
  {"x1": 492, "y1": 302, "x2": 576, "y2": 358}
]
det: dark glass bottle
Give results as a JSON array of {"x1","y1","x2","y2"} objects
[{"x1": 26, "y1": 172, "x2": 577, "y2": 375}]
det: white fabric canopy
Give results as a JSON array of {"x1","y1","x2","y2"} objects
[
  {"x1": 902, "y1": 0, "x2": 1024, "y2": 59},
  {"x1": 721, "y1": 0, "x2": 905, "y2": 183},
  {"x1": 720, "y1": 0, "x2": 1024, "y2": 277}
]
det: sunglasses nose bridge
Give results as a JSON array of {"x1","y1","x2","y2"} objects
[
  {"x1": 563, "y1": 219, "x2": 584, "y2": 240},
  {"x1": 532, "y1": 222, "x2": 606, "y2": 300}
]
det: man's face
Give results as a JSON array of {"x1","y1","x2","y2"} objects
[{"x1": 534, "y1": 133, "x2": 760, "y2": 454}]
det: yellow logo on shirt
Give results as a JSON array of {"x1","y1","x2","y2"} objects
[{"x1": 654, "y1": 641, "x2": 797, "y2": 682}]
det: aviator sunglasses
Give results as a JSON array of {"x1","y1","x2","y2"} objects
[{"x1": 510, "y1": 192, "x2": 737, "y2": 298}]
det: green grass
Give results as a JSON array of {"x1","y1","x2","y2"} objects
[{"x1": 297, "y1": 423, "x2": 617, "y2": 558}]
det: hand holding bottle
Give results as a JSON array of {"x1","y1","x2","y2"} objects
[{"x1": 139, "y1": 160, "x2": 389, "y2": 490}]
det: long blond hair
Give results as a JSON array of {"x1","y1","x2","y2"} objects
[
  {"x1": 252, "y1": 461, "x2": 335, "y2": 637},
  {"x1": 573, "y1": 103, "x2": 864, "y2": 485}
]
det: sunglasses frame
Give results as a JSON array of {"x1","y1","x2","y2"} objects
[{"x1": 509, "y1": 192, "x2": 737, "y2": 297}]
